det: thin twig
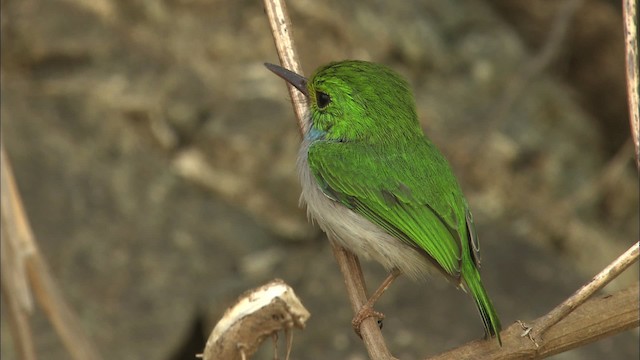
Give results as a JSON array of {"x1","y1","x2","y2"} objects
[
  {"x1": 622, "y1": 0, "x2": 639, "y2": 168},
  {"x1": 1, "y1": 142, "x2": 103, "y2": 360},
  {"x1": 0, "y1": 253, "x2": 37, "y2": 360},
  {"x1": 1, "y1": 141, "x2": 37, "y2": 360},
  {"x1": 284, "y1": 327, "x2": 293, "y2": 360},
  {"x1": 530, "y1": 241, "x2": 639, "y2": 341},
  {"x1": 263, "y1": 0, "x2": 308, "y2": 134},
  {"x1": 263, "y1": 1, "x2": 396, "y2": 358},
  {"x1": 429, "y1": 282, "x2": 639, "y2": 359},
  {"x1": 330, "y1": 242, "x2": 397, "y2": 360}
]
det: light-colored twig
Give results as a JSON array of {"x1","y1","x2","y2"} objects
[
  {"x1": 263, "y1": 1, "x2": 396, "y2": 359},
  {"x1": 263, "y1": 0, "x2": 308, "y2": 134},
  {"x1": 530, "y1": 241, "x2": 639, "y2": 341},
  {"x1": 429, "y1": 282, "x2": 639, "y2": 359},
  {"x1": 1, "y1": 141, "x2": 103, "y2": 360},
  {"x1": 329, "y1": 242, "x2": 397, "y2": 360},
  {"x1": 623, "y1": 0, "x2": 639, "y2": 168},
  {"x1": 429, "y1": 241, "x2": 640, "y2": 359},
  {"x1": 0, "y1": 260, "x2": 37, "y2": 360},
  {"x1": 1, "y1": 141, "x2": 37, "y2": 360}
]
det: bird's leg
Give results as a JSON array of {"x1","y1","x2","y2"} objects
[{"x1": 352, "y1": 268, "x2": 402, "y2": 337}]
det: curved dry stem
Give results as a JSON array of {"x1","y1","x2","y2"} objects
[{"x1": 1, "y1": 142, "x2": 103, "y2": 360}]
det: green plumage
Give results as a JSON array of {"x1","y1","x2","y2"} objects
[
  {"x1": 309, "y1": 140, "x2": 464, "y2": 276},
  {"x1": 267, "y1": 60, "x2": 502, "y2": 344},
  {"x1": 308, "y1": 136, "x2": 501, "y2": 343}
]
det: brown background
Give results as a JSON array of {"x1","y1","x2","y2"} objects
[{"x1": 1, "y1": 0, "x2": 638, "y2": 359}]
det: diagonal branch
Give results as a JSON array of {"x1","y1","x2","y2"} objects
[
  {"x1": 429, "y1": 282, "x2": 639, "y2": 360},
  {"x1": 1, "y1": 141, "x2": 103, "y2": 360},
  {"x1": 530, "y1": 241, "x2": 639, "y2": 341}
]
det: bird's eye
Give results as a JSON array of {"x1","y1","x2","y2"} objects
[{"x1": 316, "y1": 91, "x2": 331, "y2": 109}]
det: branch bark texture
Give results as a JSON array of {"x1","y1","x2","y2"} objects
[{"x1": 429, "y1": 283, "x2": 639, "y2": 360}]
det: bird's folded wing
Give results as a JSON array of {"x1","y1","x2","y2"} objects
[{"x1": 308, "y1": 140, "x2": 465, "y2": 277}]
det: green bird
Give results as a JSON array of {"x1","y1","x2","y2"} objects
[{"x1": 265, "y1": 60, "x2": 501, "y2": 344}]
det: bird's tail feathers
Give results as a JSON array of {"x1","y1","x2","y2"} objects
[{"x1": 463, "y1": 261, "x2": 502, "y2": 346}]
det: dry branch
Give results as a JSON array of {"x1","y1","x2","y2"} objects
[
  {"x1": 263, "y1": 0, "x2": 308, "y2": 133},
  {"x1": 199, "y1": 279, "x2": 310, "y2": 360},
  {"x1": 430, "y1": 282, "x2": 639, "y2": 360},
  {"x1": 263, "y1": 0, "x2": 396, "y2": 359},
  {"x1": 530, "y1": 241, "x2": 639, "y2": 340},
  {"x1": 623, "y1": 0, "x2": 639, "y2": 167},
  {"x1": 0, "y1": 258, "x2": 36, "y2": 360},
  {"x1": 1, "y1": 141, "x2": 103, "y2": 360}
]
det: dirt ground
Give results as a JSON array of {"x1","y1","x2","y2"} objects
[{"x1": 1, "y1": 0, "x2": 638, "y2": 359}]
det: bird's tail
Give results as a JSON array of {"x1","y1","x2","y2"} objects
[{"x1": 463, "y1": 261, "x2": 502, "y2": 346}]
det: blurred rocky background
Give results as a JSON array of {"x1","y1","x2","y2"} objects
[{"x1": 1, "y1": 0, "x2": 638, "y2": 359}]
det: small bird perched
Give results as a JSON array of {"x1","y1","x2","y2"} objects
[{"x1": 265, "y1": 60, "x2": 501, "y2": 344}]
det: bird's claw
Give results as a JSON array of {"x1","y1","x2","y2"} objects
[{"x1": 352, "y1": 306, "x2": 385, "y2": 338}]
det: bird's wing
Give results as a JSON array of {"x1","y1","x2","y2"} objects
[{"x1": 308, "y1": 140, "x2": 469, "y2": 278}]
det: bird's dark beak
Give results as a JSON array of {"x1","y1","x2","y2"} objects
[{"x1": 264, "y1": 63, "x2": 309, "y2": 97}]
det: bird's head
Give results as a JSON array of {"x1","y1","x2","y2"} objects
[{"x1": 266, "y1": 60, "x2": 422, "y2": 143}]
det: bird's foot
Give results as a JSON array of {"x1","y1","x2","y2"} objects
[
  {"x1": 350, "y1": 269, "x2": 401, "y2": 338},
  {"x1": 352, "y1": 305, "x2": 385, "y2": 338}
]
